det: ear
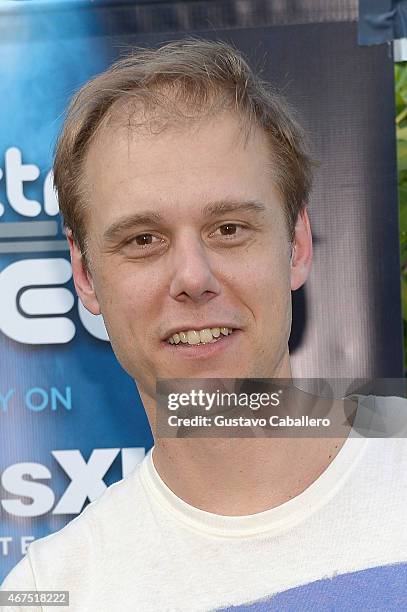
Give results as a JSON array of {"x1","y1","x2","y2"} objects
[
  {"x1": 66, "y1": 230, "x2": 101, "y2": 315},
  {"x1": 290, "y1": 207, "x2": 313, "y2": 291}
]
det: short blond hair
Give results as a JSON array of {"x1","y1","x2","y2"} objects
[{"x1": 53, "y1": 38, "x2": 313, "y2": 258}]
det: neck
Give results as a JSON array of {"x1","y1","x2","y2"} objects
[{"x1": 139, "y1": 374, "x2": 353, "y2": 516}]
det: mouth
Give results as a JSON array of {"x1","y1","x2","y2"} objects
[
  {"x1": 162, "y1": 327, "x2": 240, "y2": 358},
  {"x1": 165, "y1": 326, "x2": 234, "y2": 346}
]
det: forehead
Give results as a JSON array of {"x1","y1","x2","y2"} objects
[{"x1": 83, "y1": 111, "x2": 281, "y2": 230}]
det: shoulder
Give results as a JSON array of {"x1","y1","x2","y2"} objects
[{"x1": 3, "y1": 464, "x2": 146, "y2": 590}]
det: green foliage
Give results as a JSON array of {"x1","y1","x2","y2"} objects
[{"x1": 395, "y1": 63, "x2": 407, "y2": 371}]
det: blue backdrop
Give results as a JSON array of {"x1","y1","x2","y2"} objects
[{"x1": 0, "y1": 0, "x2": 154, "y2": 581}]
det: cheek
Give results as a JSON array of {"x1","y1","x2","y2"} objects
[
  {"x1": 95, "y1": 268, "x2": 160, "y2": 338},
  {"x1": 233, "y1": 243, "x2": 292, "y2": 340},
  {"x1": 94, "y1": 270, "x2": 163, "y2": 378},
  {"x1": 237, "y1": 242, "x2": 292, "y2": 298}
]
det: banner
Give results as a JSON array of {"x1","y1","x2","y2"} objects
[{"x1": 0, "y1": 0, "x2": 402, "y2": 581}]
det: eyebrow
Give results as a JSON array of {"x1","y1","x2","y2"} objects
[
  {"x1": 103, "y1": 199, "x2": 267, "y2": 243},
  {"x1": 201, "y1": 199, "x2": 266, "y2": 218},
  {"x1": 103, "y1": 212, "x2": 163, "y2": 242}
]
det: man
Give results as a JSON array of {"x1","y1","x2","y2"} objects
[{"x1": 2, "y1": 39, "x2": 406, "y2": 610}]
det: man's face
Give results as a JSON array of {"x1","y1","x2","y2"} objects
[{"x1": 71, "y1": 111, "x2": 311, "y2": 400}]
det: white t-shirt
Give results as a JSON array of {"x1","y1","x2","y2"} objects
[{"x1": 2, "y1": 396, "x2": 407, "y2": 611}]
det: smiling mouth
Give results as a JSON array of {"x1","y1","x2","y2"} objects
[{"x1": 166, "y1": 327, "x2": 234, "y2": 346}]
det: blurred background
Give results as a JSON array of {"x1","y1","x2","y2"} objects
[{"x1": 395, "y1": 62, "x2": 407, "y2": 373}]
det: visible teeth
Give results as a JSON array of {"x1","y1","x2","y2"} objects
[
  {"x1": 167, "y1": 327, "x2": 234, "y2": 345},
  {"x1": 199, "y1": 328, "x2": 213, "y2": 343},
  {"x1": 187, "y1": 330, "x2": 201, "y2": 345}
]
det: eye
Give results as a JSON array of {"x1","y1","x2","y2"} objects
[
  {"x1": 208, "y1": 222, "x2": 254, "y2": 248},
  {"x1": 218, "y1": 224, "x2": 238, "y2": 236},
  {"x1": 121, "y1": 232, "x2": 166, "y2": 257},
  {"x1": 212, "y1": 223, "x2": 247, "y2": 239},
  {"x1": 129, "y1": 233, "x2": 161, "y2": 247}
]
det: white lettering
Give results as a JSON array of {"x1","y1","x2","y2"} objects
[
  {"x1": 21, "y1": 536, "x2": 35, "y2": 555},
  {"x1": 0, "y1": 536, "x2": 12, "y2": 555},
  {"x1": 77, "y1": 299, "x2": 109, "y2": 341},
  {"x1": 5, "y1": 147, "x2": 41, "y2": 216},
  {"x1": 52, "y1": 449, "x2": 120, "y2": 514},
  {"x1": 0, "y1": 448, "x2": 146, "y2": 518},
  {"x1": 0, "y1": 166, "x2": 4, "y2": 216},
  {"x1": 1, "y1": 463, "x2": 55, "y2": 517},
  {"x1": 0, "y1": 258, "x2": 75, "y2": 344}
]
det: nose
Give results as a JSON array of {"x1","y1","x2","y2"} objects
[{"x1": 168, "y1": 232, "x2": 221, "y2": 304}]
